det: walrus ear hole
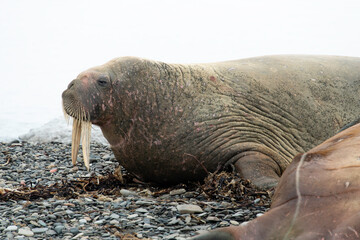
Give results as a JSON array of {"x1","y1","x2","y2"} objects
[{"x1": 97, "y1": 77, "x2": 109, "y2": 87}]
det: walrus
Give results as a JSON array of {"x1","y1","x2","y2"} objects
[
  {"x1": 192, "y1": 122, "x2": 360, "y2": 240},
  {"x1": 62, "y1": 55, "x2": 360, "y2": 189}
]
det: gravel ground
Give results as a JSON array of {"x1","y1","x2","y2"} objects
[{"x1": 0, "y1": 141, "x2": 270, "y2": 240}]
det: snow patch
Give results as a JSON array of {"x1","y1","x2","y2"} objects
[{"x1": 19, "y1": 117, "x2": 109, "y2": 145}]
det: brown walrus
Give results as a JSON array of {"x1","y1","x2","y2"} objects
[
  {"x1": 62, "y1": 55, "x2": 360, "y2": 189},
  {"x1": 193, "y1": 122, "x2": 360, "y2": 240}
]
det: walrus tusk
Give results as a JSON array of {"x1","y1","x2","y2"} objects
[
  {"x1": 81, "y1": 121, "x2": 92, "y2": 171},
  {"x1": 71, "y1": 118, "x2": 91, "y2": 171},
  {"x1": 71, "y1": 118, "x2": 82, "y2": 166}
]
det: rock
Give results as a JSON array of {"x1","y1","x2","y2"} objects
[
  {"x1": 32, "y1": 227, "x2": 48, "y2": 234},
  {"x1": 120, "y1": 189, "x2": 137, "y2": 196},
  {"x1": 185, "y1": 215, "x2": 191, "y2": 224},
  {"x1": 29, "y1": 220, "x2": 40, "y2": 227},
  {"x1": 206, "y1": 216, "x2": 220, "y2": 222},
  {"x1": 177, "y1": 204, "x2": 203, "y2": 214},
  {"x1": 230, "y1": 220, "x2": 240, "y2": 226},
  {"x1": 109, "y1": 220, "x2": 119, "y2": 225},
  {"x1": 18, "y1": 228, "x2": 34, "y2": 237},
  {"x1": 254, "y1": 198, "x2": 260, "y2": 204},
  {"x1": 79, "y1": 219, "x2": 87, "y2": 224},
  {"x1": 46, "y1": 229, "x2": 57, "y2": 235},
  {"x1": 220, "y1": 221, "x2": 230, "y2": 226},
  {"x1": 127, "y1": 213, "x2": 139, "y2": 219},
  {"x1": 110, "y1": 213, "x2": 120, "y2": 219},
  {"x1": 143, "y1": 223, "x2": 155, "y2": 229},
  {"x1": 54, "y1": 225, "x2": 64, "y2": 234},
  {"x1": 167, "y1": 217, "x2": 179, "y2": 225},
  {"x1": 38, "y1": 220, "x2": 47, "y2": 227},
  {"x1": 70, "y1": 227, "x2": 79, "y2": 234},
  {"x1": 135, "y1": 208, "x2": 148, "y2": 213},
  {"x1": 94, "y1": 220, "x2": 104, "y2": 225},
  {"x1": 169, "y1": 188, "x2": 186, "y2": 195},
  {"x1": 5, "y1": 225, "x2": 18, "y2": 231}
]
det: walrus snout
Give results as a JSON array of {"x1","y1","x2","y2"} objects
[{"x1": 62, "y1": 78, "x2": 92, "y2": 172}]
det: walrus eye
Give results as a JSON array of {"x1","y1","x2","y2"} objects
[{"x1": 97, "y1": 77, "x2": 109, "y2": 87}]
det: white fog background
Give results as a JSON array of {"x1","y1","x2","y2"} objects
[{"x1": 1, "y1": 0, "x2": 360, "y2": 142}]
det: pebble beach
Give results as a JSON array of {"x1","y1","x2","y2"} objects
[{"x1": 0, "y1": 141, "x2": 270, "y2": 240}]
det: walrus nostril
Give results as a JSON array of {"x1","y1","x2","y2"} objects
[{"x1": 67, "y1": 80, "x2": 76, "y2": 89}]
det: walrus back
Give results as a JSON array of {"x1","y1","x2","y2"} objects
[{"x1": 203, "y1": 55, "x2": 360, "y2": 150}]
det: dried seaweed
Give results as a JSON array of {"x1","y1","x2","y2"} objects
[
  {"x1": 0, "y1": 170, "x2": 272, "y2": 208},
  {"x1": 199, "y1": 171, "x2": 273, "y2": 207},
  {"x1": 0, "y1": 171, "x2": 129, "y2": 201}
]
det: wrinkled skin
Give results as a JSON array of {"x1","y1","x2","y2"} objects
[
  {"x1": 193, "y1": 123, "x2": 360, "y2": 240},
  {"x1": 62, "y1": 55, "x2": 360, "y2": 189}
]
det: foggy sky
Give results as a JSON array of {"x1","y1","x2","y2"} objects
[{"x1": 1, "y1": 0, "x2": 360, "y2": 136}]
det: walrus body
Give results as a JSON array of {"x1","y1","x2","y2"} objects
[
  {"x1": 62, "y1": 55, "x2": 360, "y2": 189},
  {"x1": 194, "y1": 122, "x2": 360, "y2": 240}
]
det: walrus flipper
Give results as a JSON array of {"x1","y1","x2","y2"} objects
[{"x1": 233, "y1": 151, "x2": 281, "y2": 189}]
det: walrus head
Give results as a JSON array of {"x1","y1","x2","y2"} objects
[{"x1": 62, "y1": 64, "x2": 116, "y2": 170}]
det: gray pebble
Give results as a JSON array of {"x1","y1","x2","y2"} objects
[
  {"x1": 127, "y1": 213, "x2": 139, "y2": 219},
  {"x1": 120, "y1": 189, "x2": 137, "y2": 196},
  {"x1": 79, "y1": 219, "x2": 87, "y2": 225},
  {"x1": 38, "y1": 220, "x2": 47, "y2": 227},
  {"x1": 54, "y1": 225, "x2": 64, "y2": 234},
  {"x1": 32, "y1": 227, "x2": 48, "y2": 234},
  {"x1": 135, "y1": 208, "x2": 148, "y2": 213},
  {"x1": 109, "y1": 220, "x2": 119, "y2": 225},
  {"x1": 18, "y1": 228, "x2": 34, "y2": 237},
  {"x1": 169, "y1": 188, "x2": 186, "y2": 196},
  {"x1": 94, "y1": 220, "x2": 105, "y2": 225},
  {"x1": 177, "y1": 204, "x2": 203, "y2": 214},
  {"x1": 5, "y1": 225, "x2": 18, "y2": 231},
  {"x1": 110, "y1": 213, "x2": 120, "y2": 219},
  {"x1": 46, "y1": 229, "x2": 57, "y2": 235},
  {"x1": 70, "y1": 227, "x2": 79, "y2": 234}
]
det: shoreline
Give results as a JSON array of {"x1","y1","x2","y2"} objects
[{"x1": 0, "y1": 141, "x2": 270, "y2": 239}]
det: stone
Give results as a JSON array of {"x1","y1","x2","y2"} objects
[
  {"x1": 135, "y1": 208, "x2": 148, "y2": 213},
  {"x1": 69, "y1": 227, "x2": 79, "y2": 234},
  {"x1": 94, "y1": 220, "x2": 104, "y2": 225},
  {"x1": 254, "y1": 198, "x2": 261, "y2": 204},
  {"x1": 46, "y1": 229, "x2": 57, "y2": 235},
  {"x1": 18, "y1": 228, "x2": 34, "y2": 237},
  {"x1": 32, "y1": 227, "x2": 48, "y2": 234},
  {"x1": 120, "y1": 189, "x2": 137, "y2": 196},
  {"x1": 54, "y1": 225, "x2": 64, "y2": 234},
  {"x1": 79, "y1": 219, "x2": 87, "y2": 224},
  {"x1": 110, "y1": 213, "x2": 119, "y2": 219},
  {"x1": 177, "y1": 204, "x2": 203, "y2": 214},
  {"x1": 127, "y1": 213, "x2": 139, "y2": 219},
  {"x1": 169, "y1": 188, "x2": 186, "y2": 195},
  {"x1": 109, "y1": 220, "x2": 119, "y2": 225},
  {"x1": 38, "y1": 220, "x2": 47, "y2": 227},
  {"x1": 206, "y1": 216, "x2": 220, "y2": 222},
  {"x1": 5, "y1": 225, "x2": 18, "y2": 231},
  {"x1": 143, "y1": 223, "x2": 155, "y2": 229},
  {"x1": 230, "y1": 220, "x2": 240, "y2": 226},
  {"x1": 167, "y1": 217, "x2": 179, "y2": 225}
]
